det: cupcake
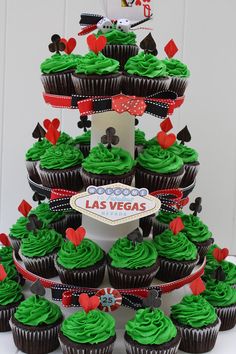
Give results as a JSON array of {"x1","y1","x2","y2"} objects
[
  {"x1": 202, "y1": 280, "x2": 236, "y2": 331},
  {"x1": 135, "y1": 128, "x2": 147, "y2": 158},
  {"x1": 107, "y1": 230, "x2": 159, "y2": 289},
  {"x1": 153, "y1": 209, "x2": 185, "y2": 236},
  {"x1": 25, "y1": 139, "x2": 51, "y2": 183},
  {"x1": 55, "y1": 227, "x2": 106, "y2": 287},
  {"x1": 81, "y1": 143, "x2": 136, "y2": 188},
  {"x1": 162, "y1": 57, "x2": 190, "y2": 97},
  {"x1": 171, "y1": 295, "x2": 220, "y2": 353},
  {"x1": 153, "y1": 217, "x2": 199, "y2": 281},
  {"x1": 73, "y1": 130, "x2": 91, "y2": 157},
  {"x1": 10, "y1": 294, "x2": 63, "y2": 354}
]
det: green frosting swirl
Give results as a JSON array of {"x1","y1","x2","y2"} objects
[
  {"x1": 135, "y1": 129, "x2": 146, "y2": 146},
  {"x1": 75, "y1": 52, "x2": 119, "y2": 75},
  {"x1": 0, "y1": 279, "x2": 22, "y2": 306},
  {"x1": 29, "y1": 203, "x2": 65, "y2": 225},
  {"x1": 57, "y1": 239, "x2": 104, "y2": 269},
  {"x1": 108, "y1": 236, "x2": 157, "y2": 269},
  {"x1": 137, "y1": 145, "x2": 183, "y2": 174},
  {"x1": 162, "y1": 58, "x2": 190, "y2": 78},
  {"x1": 74, "y1": 130, "x2": 91, "y2": 145},
  {"x1": 155, "y1": 210, "x2": 184, "y2": 225},
  {"x1": 153, "y1": 229, "x2": 197, "y2": 261},
  {"x1": 125, "y1": 52, "x2": 168, "y2": 78},
  {"x1": 25, "y1": 139, "x2": 51, "y2": 161},
  {"x1": 202, "y1": 280, "x2": 236, "y2": 307},
  {"x1": 9, "y1": 217, "x2": 29, "y2": 240},
  {"x1": 4, "y1": 264, "x2": 18, "y2": 280},
  {"x1": 61, "y1": 309, "x2": 115, "y2": 344},
  {"x1": 204, "y1": 259, "x2": 236, "y2": 286},
  {"x1": 21, "y1": 228, "x2": 63, "y2": 257},
  {"x1": 126, "y1": 308, "x2": 177, "y2": 345},
  {"x1": 97, "y1": 28, "x2": 136, "y2": 45},
  {"x1": 41, "y1": 53, "x2": 81, "y2": 74},
  {"x1": 57, "y1": 132, "x2": 74, "y2": 145},
  {"x1": 171, "y1": 295, "x2": 217, "y2": 328},
  {"x1": 82, "y1": 144, "x2": 135, "y2": 175},
  {"x1": 0, "y1": 246, "x2": 13, "y2": 265},
  {"x1": 182, "y1": 214, "x2": 212, "y2": 243},
  {"x1": 168, "y1": 142, "x2": 198, "y2": 164},
  {"x1": 40, "y1": 143, "x2": 84, "y2": 170},
  {"x1": 14, "y1": 295, "x2": 62, "y2": 326}
]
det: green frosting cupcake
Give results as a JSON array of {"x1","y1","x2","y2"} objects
[
  {"x1": 182, "y1": 214, "x2": 212, "y2": 243},
  {"x1": 204, "y1": 259, "x2": 236, "y2": 286},
  {"x1": 162, "y1": 58, "x2": 190, "y2": 78},
  {"x1": 74, "y1": 130, "x2": 91, "y2": 145},
  {"x1": 108, "y1": 236, "x2": 157, "y2": 269},
  {"x1": 14, "y1": 295, "x2": 62, "y2": 326},
  {"x1": 40, "y1": 143, "x2": 84, "y2": 170},
  {"x1": 57, "y1": 132, "x2": 74, "y2": 145},
  {"x1": 135, "y1": 129, "x2": 146, "y2": 146},
  {"x1": 9, "y1": 217, "x2": 29, "y2": 240},
  {"x1": 0, "y1": 246, "x2": 13, "y2": 265},
  {"x1": 21, "y1": 228, "x2": 63, "y2": 257},
  {"x1": 29, "y1": 202, "x2": 65, "y2": 225},
  {"x1": 82, "y1": 144, "x2": 135, "y2": 175},
  {"x1": 75, "y1": 52, "x2": 119, "y2": 75},
  {"x1": 57, "y1": 239, "x2": 104, "y2": 269},
  {"x1": 155, "y1": 210, "x2": 185, "y2": 224},
  {"x1": 137, "y1": 145, "x2": 183, "y2": 174},
  {"x1": 153, "y1": 229, "x2": 197, "y2": 261},
  {"x1": 41, "y1": 53, "x2": 81, "y2": 74},
  {"x1": 61, "y1": 309, "x2": 115, "y2": 344},
  {"x1": 4, "y1": 264, "x2": 18, "y2": 280},
  {"x1": 126, "y1": 308, "x2": 177, "y2": 345},
  {"x1": 97, "y1": 28, "x2": 136, "y2": 45},
  {"x1": 25, "y1": 139, "x2": 51, "y2": 161},
  {"x1": 125, "y1": 52, "x2": 168, "y2": 78},
  {"x1": 171, "y1": 295, "x2": 217, "y2": 328},
  {"x1": 168, "y1": 142, "x2": 198, "y2": 164},
  {"x1": 0, "y1": 279, "x2": 22, "y2": 306},
  {"x1": 202, "y1": 281, "x2": 236, "y2": 307}
]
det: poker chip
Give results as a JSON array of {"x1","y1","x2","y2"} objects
[{"x1": 96, "y1": 288, "x2": 122, "y2": 312}]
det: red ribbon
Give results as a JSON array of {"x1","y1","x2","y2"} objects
[
  {"x1": 112, "y1": 95, "x2": 147, "y2": 116},
  {"x1": 50, "y1": 188, "x2": 77, "y2": 200}
]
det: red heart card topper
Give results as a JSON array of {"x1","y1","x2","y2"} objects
[
  {"x1": 79, "y1": 293, "x2": 100, "y2": 313},
  {"x1": 66, "y1": 227, "x2": 86, "y2": 246},
  {"x1": 164, "y1": 39, "x2": 178, "y2": 59},
  {"x1": 0, "y1": 233, "x2": 11, "y2": 247},
  {"x1": 18, "y1": 199, "x2": 32, "y2": 217},
  {"x1": 157, "y1": 131, "x2": 176, "y2": 149},
  {"x1": 160, "y1": 117, "x2": 173, "y2": 133},
  {"x1": 43, "y1": 118, "x2": 60, "y2": 131},
  {"x1": 87, "y1": 34, "x2": 107, "y2": 54},
  {"x1": 169, "y1": 217, "x2": 184, "y2": 235},
  {"x1": 45, "y1": 124, "x2": 61, "y2": 145},
  {"x1": 213, "y1": 247, "x2": 229, "y2": 262},
  {"x1": 190, "y1": 277, "x2": 206, "y2": 295},
  {"x1": 0, "y1": 264, "x2": 7, "y2": 281},
  {"x1": 60, "y1": 37, "x2": 76, "y2": 54}
]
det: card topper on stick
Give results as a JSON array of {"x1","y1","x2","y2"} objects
[
  {"x1": 18, "y1": 200, "x2": 32, "y2": 217},
  {"x1": 164, "y1": 39, "x2": 178, "y2": 59},
  {"x1": 0, "y1": 233, "x2": 11, "y2": 247},
  {"x1": 189, "y1": 197, "x2": 202, "y2": 216},
  {"x1": 127, "y1": 228, "x2": 143, "y2": 245},
  {"x1": 26, "y1": 214, "x2": 43, "y2": 232},
  {"x1": 43, "y1": 118, "x2": 60, "y2": 131},
  {"x1": 87, "y1": 34, "x2": 107, "y2": 54},
  {"x1": 45, "y1": 124, "x2": 61, "y2": 145},
  {"x1": 160, "y1": 117, "x2": 173, "y2": 133},
  {"x1": 32, "y1": 192, "x2": 46, "y2": 205},
  {"x1": 177, "y1": 126, "x2": 191, "y2": 145},
  {"x1": 60, "y1": 37, "x2": 76, "y2": 54},
  {"x1": 0, "y1": 264, "x2": 7, "y2": 281},
  {"x1": 189, "y1": 277, "x2": 205, "y2": 295},
  {"x1": 211, "y1": 266, "x2": 226, "y2": 282},
  {"x1": 79, "y1": 293, "x2": 100, "y2": 313},
  {"x1": 169, "y1": 217, "x2": 184, "y2": 235},
  {"x1": 140, "y1": 32, "x2": 157, "y2": 55},
  {"x1": 66, "y1": 227, "x2": 86, "y2": 246},
  {"x1": 32, "y1": 123, "x2": 46, "y2": 142},
  {"x1": 213, "y1": 247, "x2": 229, "y2": 262},
  {"x1": 30, "y1": 279, "x2": 46, "y2": 297},
  {"x1": 48, "y1": 34, "x2": 65, "y2": 54},
  {"x1": 157, "y1": 131, "x2": 176, "y2": 149},
  {"x1": 143, "y1": 289, "x2": 162, "y2": 310}
]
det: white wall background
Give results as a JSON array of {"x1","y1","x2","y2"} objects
[{"x1": 0, "y1": 0, "x2": 236, "y2": 253}]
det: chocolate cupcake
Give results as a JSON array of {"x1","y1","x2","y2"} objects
[
  {"x1": 162, "y1": 57, "x2": 190, "y2": 97},
  {"x1": 73, "y1": 130, "x2": 91, "y2": 157},
  {"x1": 10, "y1": 295, "x2": 63, "y2": 354},
  {"x1": 153, "y1": 210, "x2": 185, "y2": 236},
  {"x1": 171, "y1": 295, "x2": 220, "y2": 353},
  {"x1": 26, "y1": 139, "x2": 51, "y2": 183},
  {"x1": 135, "y1": 128, "x2": 147, "y2": 158}
]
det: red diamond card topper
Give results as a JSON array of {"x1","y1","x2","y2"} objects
[
  {"x1": 0, "y1": 233, "x2": 11, "y2": 247},
  {"x1": 213, "y1": 247, "x2": 229, "y2": 262},
  {"x1": 87, "y1": 34, "x2": 107, "y2": 54},
  {"x1": 43, "y1": 118, "x2": 60, "y2": 131},
  {"x1": 79, "y1": 293, "x2": 100, "y2": 313},
  {"x1": 190, "y1": 277, "x2": 206, "y2": 295},
  {"x1": 66, "y1": 227, "x2": 86, "y2": 246},
  {"x1": 164, "y1": 39, "x2": 178, "y2": 59},
  {"x1": 157, "y1": 131, "x2": 176, "y2": 149},
  {"x1": 18, "y1": 199, "x2": 32, "y2": 217},
  {"x1": 160, "y1": 117, "x2": 173, "y2": 133},
  {"x1": 169, "y1": 217, "x2": 184, "y2": 235},
  {"x1": 0, "y1": 264, "x2": 7, "y2": 281},
  {"x1": 60, "y1": 37, "x2": 76, "y2": 54},
  {"x1": 45, "y1": 124, "x2": 61, "y2": 145}
]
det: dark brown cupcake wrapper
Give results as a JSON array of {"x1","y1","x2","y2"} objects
[
  {"x1": 72, "y1": 73, "x2": 122, "y2": 96},
  {"x1": 135, "y1": 165, "x2": 185, "y2": 193},
  {"x1": 180, "y1": 162, "x2": 200, "y2": 188},
  {"x1": 19, "y1": 250, "x2": 58, "y2": 278},
  {"x1": 216, "y1": 304, "x2": 236, "y2": 331},
  {"x1": 139, "y1": 215, "x2": 154, "y2": 237},
  {"x1": 172, "y1": 318, "x2": 221, "y2": 354},
  {"x1": 38, "y1": 164, "x2": 83, "y2": 191},
  {"x1": 10, "y1": 316, "x2": 62, "y2": 354},
  {"x1": 122, "y1": 74, "x2": 171, "y2": 97},
  {"x1": 75, "y1": 144, "x2": 90, "y2": 158},
  {"x1": 49, "y1": 216, "x2": 68, "y2": 236},
  {"x1": 8, "y1": 235, "x2": 22, "y2": 258},
  {"x1": 41, "y1": 70, "x2": 76, "y2": 96},
  {"x1": 26, "y1": 160, "x2": 41, "y2": 184},
  {"x1": 155, "y1": 256, "x2": 199, "y2": 282},
  {"x1": 194, "y1": 238, "x2": 214, "y2": 264},
  {"x1": 152, "y1": 219, "x2": 168, "y2": 237},
  {"x1": 81, "y1": 167, "x2": 135, "y2": 189},
  {"x1": 0, "y1": 298, "x2": 24, "y2": 332},
  {"x1": 102, "y1": 44, "x2": 139, "y2": 70},
  {"x1": 65, "y1": 212, "x2": 82, "y2": 230},
  {"x1": 168, "y1": 77, "x2": 189, "y2": 97}
]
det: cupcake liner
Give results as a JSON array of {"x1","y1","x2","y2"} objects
[
  {"x1": 59, "y1": 331, "x2": 116, "y2": 354},
  {"x1": 8, "y1": 235, "x2": 22, "y2": 259},
  {"x1": 124, "y1": 331, "x2": 181, "y2": 354},
  {"x1": 81, "y1": 167, "x2": 135, "y2": 189},
  {"x1": 107, "y1": 256, "x2": 159, "y2": 289},
  {"x1": 41, "y1": 70, "x2": 76, "y2": 96},
  {"x1": 72, "y1": 73, "x2": 122, "y2": 96},
  {"x1": 172, "y1": 318, "x2": 221, "y2": 354},
  {"x1": 168, "y1": 77, "x2": 188, "y2": 97},
  {"x1": 26, "y1": 160, "x2": 41, "y2": 184},
  {"x1": 49, "y1": 216, "x2": 68, "y2": 236},
  {"x1": 155, "y1": 256, "x2": 199, "y2": 282},
  {"x1": 216, "y1": 304, "x2": 236, "y2": 331},
  {"x1": 76, "y1": 144, "x2": 90, "y2": 158},
  {"x1": 139, "y1": 215, "x2": 154, "y2": 237},
  {"x1": 10, "y1": 315, "x2": 62, "y2": 354},
  {"x1": 19, "y1": 250, "x2": 58, "y2": 278},
  {"x1": 135, "y1": 165, "x2": 185, "y2": 193},
  {"x1": 122, "y1": 73, "x2": 171, "y2": 97},
  {"x1": 54, "y1": 253, "x2": 106, "y2": 287},
  {"x1": 135, "y1": 145, "x2": 144, "y2": 159},
  {"x1": 194, "y1": 238, "x2": 214, "y2": 264},
  {"x1": 102, "y1": 44, "x2": 139, "y2": 70},
  {"x1": 180, "y1": 162, "x2": 200, "y2": 188},
  {"x1": 65, "y1": 212, "x2": 82, "y2": 230},
  {"x1": 152, "y1": 219, "x2": 168, "y2": 237},
  {"x1": 0, "y1": 298, "x2": 24, "y2": 332},
  {"x1": 38, "y1": 164, "x2": 83, "y2": 191}
]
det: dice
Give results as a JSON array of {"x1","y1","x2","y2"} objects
[
  {"x1": 116, "y1": 18, "x2": 131, "y2": 32},
  {"x1": 97, "y1": 17, "x2": 113, "y2": 33}
]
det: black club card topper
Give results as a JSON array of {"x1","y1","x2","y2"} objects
[
  {"x1": 127, "y1": 228, "x2": 143, "y2": 246},
  {"x1": 101, "y1": 127, "x2": 119, "y2": 149},
  {"x1": 30, "y1": 279, "x2": 46, "y2": 297},
  {"x1": 77, "y1": 115, "x2": 91, "y2": 132},
  {"x1": 211, "y1": 266, "x2": 226, "y2": 282},
  {"x1": 26, "y1": 214, "x2": 43, "y2": 232},
  {"x1": 48, "y1": 34, "x2": 66, "y2": 54},
  {"x1": 177, "y1": 126, "x2": 191, "y2": 145},
  {"x1": 32, "y1": 192, "x2": 46, "y2": 205},
  {"x1": 32, "y1": 123, "x2": 46, "y2": 142},
  {"x1": 143, "y1": 289, "x2": 162, "y2": 310},
  {"x1": 189, "y1": 197, "x2": 202, "y2": 216},
  {"x1": 140, "y1": 33, "x2": 157, "y2": 56}
]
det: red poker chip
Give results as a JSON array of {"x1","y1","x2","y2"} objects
[{"x1": 96, "y1": 288, "x2": 122, "y2": 312}]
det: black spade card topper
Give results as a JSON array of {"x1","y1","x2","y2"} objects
[
  {"x1": 48, "y1": 34, "x2": 66, "y2": 54},
  {"x1": 143, "y1": 289, "x2": 162, "y2": 310},
  {"x1": 77, "y1": 115, "x2": 91, "y2": 132},
  {"x1": 32, "y1": 192, "x2": 46, "y2": 205},
  {"x1": 140, "y1": 33, "x2": 158, "y2": 56},
  {"x1": 101, "y1": 127, "x2": 119, "y2": 149},
  {"x1": 26, "y1": 214, "x2": 43, "y2": 232},
  {"x1": 127, "y1": 228, "x2": 143, "y2": 245},
  {"x1": 30, "y1": 279, "x2": 46, "y2": 297},
  {"x1": 177, "y1": 126, "x2": 191, "y2": 145},
  {"x1": 211, "y1": 266, "x2": 226, "y2": 282},
  {"x1": 189, "y1": 197, "x2": 202, "y2": 216},
  {"x1": 32, "y1": 123, "x2": 46, "y2": 142}
]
